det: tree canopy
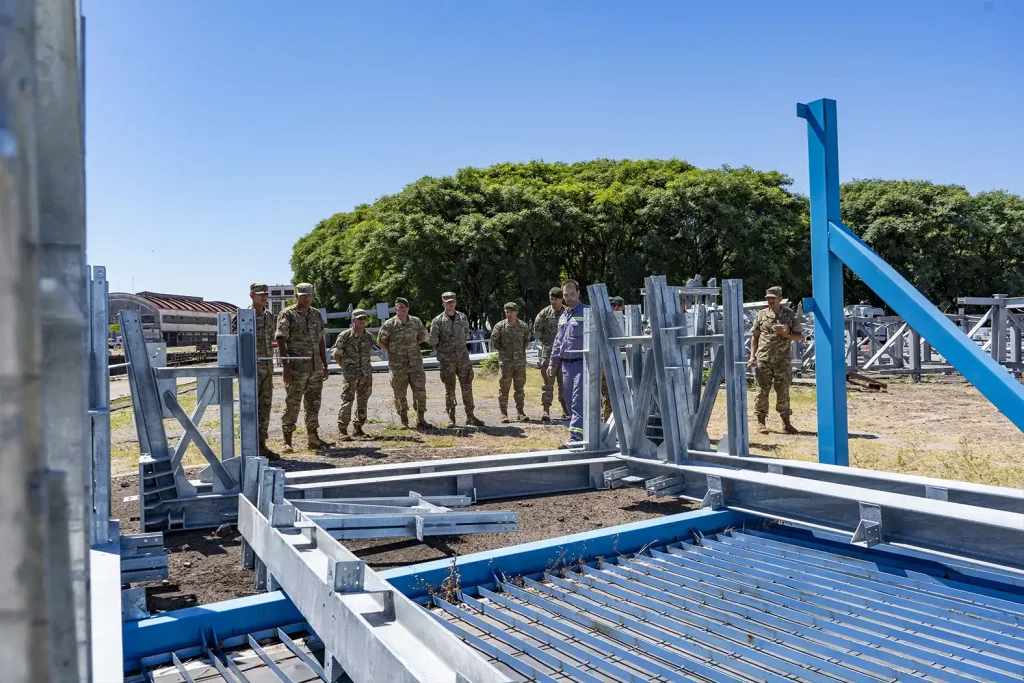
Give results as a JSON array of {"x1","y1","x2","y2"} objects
[{"x1": 291, "y1": 159, "x2": 1024, "y2": 325}]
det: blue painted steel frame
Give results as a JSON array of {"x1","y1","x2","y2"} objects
[
  {"x1": 798, "y1": 99, "x2": 1024, "y2": 466},
  {"x1": 120, "y1": 508, "x2": 747, "y2": 669}
]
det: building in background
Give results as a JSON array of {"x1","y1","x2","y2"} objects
[
  {"x1": 108, "y1": 291, "x2": 238, "y2": 347},
  {"x1": 268, "y1": 284, "x2": 295, "y2": 317}
]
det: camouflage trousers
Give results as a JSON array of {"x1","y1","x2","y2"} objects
[
  {"x1": 337, "y1": 372, "x2": 373, "y2": 429},
  {"x1": 498, "y1": 363, "x2": 527, "y2": 415},
  {"x1": 390, "y1": 366, "x2": 427, "y2": 418},
  {"x1": 540, "y1": 357, "x2": 567, "y2": 415},
  {"x1": 257, "y1": 362, "x2": 273, "y2": 444},
  {"x1": 282, "y1": 361, "x2": 324, "y2": 435},
  {"x1": 439, "y1": 355, "x2": 475, "y2": 416},
  {"x1": 754, "y1": 356, "x2": 792, "y2": 419}
]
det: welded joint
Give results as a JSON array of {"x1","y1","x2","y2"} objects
[
  {"x1": 269, "y1": 501, "x2": 295, "y2": 528},
  {"x1": 700, "y1": 474, "x2": 724, "y2": 510},
  {"x1": 851, "y1": 502, "x2": 883, "y2": 547},
  {"x1": 328, "y1": 560, "x2": 366, "y2": 593},
  {"x1": 925, "y1": 485, "x2": 948, "y2": 501}
]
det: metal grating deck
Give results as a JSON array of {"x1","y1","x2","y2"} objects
[{"x1": 429, "y1": 527, "x2": 1024, "y2": 682}]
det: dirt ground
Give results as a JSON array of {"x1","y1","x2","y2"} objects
[{"x1": 109, "y1": 367, "x2": 1024, "y2": 614}]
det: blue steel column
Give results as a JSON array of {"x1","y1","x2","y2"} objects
[{"x1": 797, "y1": 99, "x2": 849, "y2": 466}]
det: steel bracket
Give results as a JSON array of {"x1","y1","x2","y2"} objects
[{"x1": 851, "y1": 502, "x2": 883, "y2": 547}]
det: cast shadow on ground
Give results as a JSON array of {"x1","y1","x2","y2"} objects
[
  {"x1": 164, "y1": 529, "x2": 237, "y2": 557},
  {"x1": 146, "y1": 584, "x2": 198, "y2": 612}
]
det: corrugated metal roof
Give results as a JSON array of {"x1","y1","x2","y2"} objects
[
  {"x1": 432, "y1": 527, "x2": 1024, "y2": 682},
  {"x1": 135, "y1": 291, "x2": 237, "y2": 314}
]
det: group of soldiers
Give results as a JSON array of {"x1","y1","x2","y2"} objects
[{"x1": 242, "y1": 279, "x2": 800, "y2": 460}]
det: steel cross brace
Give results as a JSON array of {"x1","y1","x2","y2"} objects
[{"x1": 798, "y1": 99, "x2": 1024, "y2": 465}]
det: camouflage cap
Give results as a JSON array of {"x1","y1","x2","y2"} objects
[
  {"x1": 548, "y1": 287, "x2": 563, "y2": 298},
  {"x1": 504, "y1": 301, "x2": 519, "y2": 311},
  {"x1": 295, "y1": 283, "x2": 314, "y2": 296},
  {"x1": 395, "y1": 297, "x2": 410, "y2": 307},
  {"x1": 609, "y1": 296, "x2": 625, "y2": 308},
  {"x1": 352, "y1": 308, "x2": 367, "y2": 319},
  {"x1": 441, "y1": 291, "x2": 456, "y2": 301},
  {"x1": 250, "y1": 282, "x2": 269, "y2": 294},
  {"x1": 765, "y1": 286, "x2": 783, "y2": 298}
]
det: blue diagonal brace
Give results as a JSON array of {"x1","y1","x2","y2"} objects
[{"x1": 829, "y1": 220, "x2": 1024, "y2": 431}]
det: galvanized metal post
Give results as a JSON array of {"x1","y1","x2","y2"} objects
[
  {"x1": 0, "y1": 0, "x2": 54, "y2": 678},
  {"x1": 991, "y1": 295, "x2": 1007, "y2": 364},
  {"x1": 35, "y1": 0, "x2": 92, "y2": 674},
  {"x1": 798, "y1": 99, "x2": 849, "y2": 466},
  {"x1": 236, "y1": 309, "x2": 258, "y2": 471},
  {"x1": 581, "y1": 309, "x2": 603, "y2": 450},
  {"x1": 908, "y1": 327, "x2": 922, "y2": 382},
  {"x1": 89, "y1": 266, "x2": 112, "y2": 544},
  {"x1": 722, "y1": 280, "x2": 749, "y2": 457},
  {"x1": 217, "y1": 313, "x2": 235, "y2": 462}
]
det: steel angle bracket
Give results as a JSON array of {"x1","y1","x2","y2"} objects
[
  {"x1": 645, "y1": 474, "x2": 685, "y2": 498},
  {"x1": 700, "y1": 474, "x2": 725, "y2": 510},
  {"x1": 603, "y1": 466, "x2": 630, "y2": 489},
  {"x1": 851, "y1": 502, "x2": 883, "y2": 547}
]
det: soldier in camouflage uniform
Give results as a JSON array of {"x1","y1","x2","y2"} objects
[
  {"x1": 601, "y1": 296, "x2": 626, "y2": 421},
  {"x1": 331, "y1": 308, "x2": 374, "y2": 441},
  {"x1": 377, "y1": 297, "x2": 431, "y2": 429},
  {"x1": 233, "y1": 283, "x2": 278, "y2": 460},
  {"x1": 428, "y1": 292, "x2": 485, "y2": 428},
  {"x1": 533, "y1": 287, "x2": 568, "y2": 422},
  {"x1": 749, "y1": 285, "x2": 802, "y2": 435},
  {"x1": 276, "y1": 283, "x2": 334, "y2": 451},
  {"x1": 491, "y1": 302, "x2": 531, "y2": 422}
]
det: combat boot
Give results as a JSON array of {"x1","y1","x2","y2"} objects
[
  {"x1": 560, "y1": 410, "x2": 570, "y2": 420},
  {"x1": 756, "y1": 416, "x2": 769, "y2": 435},
  {"x1": 337, "y1": 425, "x2": 351, "y2": 442},
  {"x1": 307, "y1": 430, "x2": 334, "y2": 450},
  {"x1": 465, "y1": 412, "x2": 485, "y2": 427},
  {"x1": 416, "y1": 414, "x2": 433, "y2": 430},
  {"x1": 500, "y1": 413, "x2": 510, "y2": 424},
  {"x1": 282, "y1": 431, "x2": 294, "y2": 452},
  {"x1": 781, "y1": 417, "x2": 799, "y2": 435},
  {"x1": 541, "y1": 407, "x2": 551, "y2": 423},
  {"x1": 399, "y1": 414, "x2": 410, "y2": 429},
  {"x1": 444, "y1": 409, "x2": 458, "y2": 429},
  {"x1": 517, "y1": 411, "x2": 530, "y2": 422},
  {"x1": 352, "y1": 425, "x2": 366, "y2": 438},
  {"x1": 259, "y1": 442, "x2": 281, "y2": 461}
]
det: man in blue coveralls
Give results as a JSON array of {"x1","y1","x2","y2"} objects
[{"x1": 548, "y1": 279, "x2": 589, "y2": 448}]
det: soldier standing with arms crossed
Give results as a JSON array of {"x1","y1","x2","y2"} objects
[
  {"x1": 748, "y1": 285, "x2": 802, "y2": 435},
  {"x1": 377, "y1": 297, "x2": 432, "y2": 429},
  {"x1": 534, "y1": 287, "x2": 568, "y2": 422},
  {"x1": 332, "y1": 308, "x2": 374, "y2": 441},
  {"x1": 276, "y1": 283, "x2": 333, "y2": 451},
  {"x1": 548, "y1": 280, "x2": 588, "y2": 447},
  {"x1": 428, "y1": 292, "x2": 485, "y2": 428},
  {"x1": 234, "y1": 283, "x2": 278, "y2": 460},
  {"x1": 490, "y1": 302, "x2": 531, "y2": 423}
]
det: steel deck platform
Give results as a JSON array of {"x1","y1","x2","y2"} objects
[{"x1": 429, "y1": 526, "x2": 1024, "y2": 682}]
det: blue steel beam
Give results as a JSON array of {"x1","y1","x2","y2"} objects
[
  {"x1": 829, "y1": 220, "x2": 1024, "y2": 432},
  {"x1": 797, "y1": 98, "x2": 849, "y2": 466}
]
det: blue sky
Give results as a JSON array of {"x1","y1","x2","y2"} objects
[{"x1": 84, "y1": 0, "x2": 1023, "y2": 305}]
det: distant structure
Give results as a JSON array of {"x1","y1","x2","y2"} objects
[
  {"x1": 268, "y1": 284, "x2": 295, "y2": 317},
  {"x1": 108, "y1": 291, "x2": 237, "y2": 347}
]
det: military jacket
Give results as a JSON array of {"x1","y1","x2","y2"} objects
[
  {"x1": 275, "y1": 306, "x2": 325, "y2": 368},
  {"x1": 490, "y1": 319, "x2": 531, "y2": 366},
  {"x1": 331, "y1": 328, "x2": 375, "y2": 377},
  {"x1": 232, "y1": 306, "x2": 276, "y2": 365},
  {"x1": 533, "y1": 305, "x2": 564, "y2": 362},
  {"x1": 428, "y1": 311, "x2": 472, "y2": 362},
  {"x1": 753, "y1": 306, "x2": 801, "y2": 361},
  {"x1": 377, "y1": 315, "x2": 426, "y2": 370}
]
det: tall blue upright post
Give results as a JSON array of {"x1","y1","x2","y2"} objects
[{"x1": 798, "y1": 99, "x2": 849, "y2": 466}]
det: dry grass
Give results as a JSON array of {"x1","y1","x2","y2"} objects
[
  {"x1": 707, "y1": 377, "x2": 1024, "y2": 488},
  {"x1": 106, "y1": 369, "x2": 1024, "y2": 488}
]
